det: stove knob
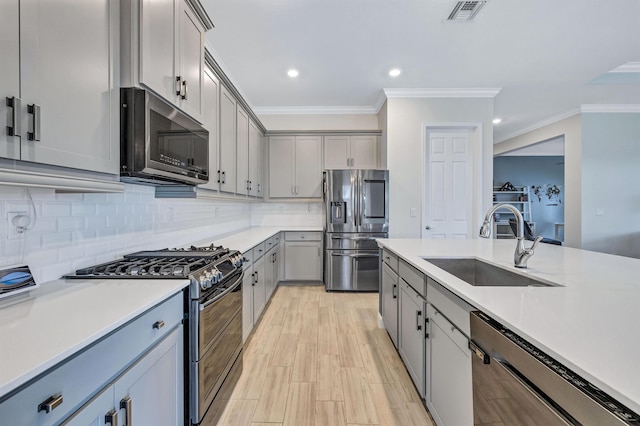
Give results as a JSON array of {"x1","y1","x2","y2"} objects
[
  {"x1": 199, "y1": 276, "x2": 207, "y2": 290},
  {"x1": 204, "y1": 278, "x2": 212, "y2": 288},
  {"x1": 216, "y1": 271, "x2": 223, "y2": 281}
]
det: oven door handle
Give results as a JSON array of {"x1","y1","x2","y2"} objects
[{"x1": 200, "y1": 271, "x2": 243, "y2": 310}]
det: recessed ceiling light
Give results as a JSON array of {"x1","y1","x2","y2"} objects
[
  {"x1": 492, "y1": 118, "x2": 502, "y2": 124},
  {"x1": 389, "y1": 68, "x2": 401, "y2": 77},
  {"x1": 287, "y1": 69, "x2": 299, "y2": 78}
]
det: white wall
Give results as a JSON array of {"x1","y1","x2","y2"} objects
[
  {"x1": 494, "y1": 114, "x2": 582, "y2": 248},
  {"x1": 385, "y1": 97, "x2": 494, "y2": 238},
  {"x1": 257, "y1": 114, "x2": 379, "y2": 131},
  {"x1": 580, "y1": 112, "x2": 640, "y2": 257}
]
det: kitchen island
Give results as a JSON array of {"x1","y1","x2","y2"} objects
[{"x1": 377, "y1": 238, "x2": 640, "y2": 417}]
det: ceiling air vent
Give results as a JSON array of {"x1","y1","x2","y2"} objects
[{"x1": 447, "y1": 1, "x2": 487, "y2": 22}]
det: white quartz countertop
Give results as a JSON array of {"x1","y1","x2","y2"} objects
[
  {"x1": 0, "y1": 278, "x2": 188, "y2": 399},
  {"x1": 0, "y1": 226, "x2": 321, "y2": 400},
  {"x1": 376, "y1": 238, "x2": 640, "y2": 414}
]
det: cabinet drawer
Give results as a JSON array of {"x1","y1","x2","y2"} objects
[
  {"x1": 0, "y1": 292, "x2": 184, "y2": 425},
  {"x1": 253, "y1": 242, "x2": 266, "y2": 260},
  {"x1": 265, "y1": 236, "x2": 277, "y2": 251},
  {"x1": 399, "y1": 260, "x2": 426, "y2": 298},
  {"x1": 430, "y1": 305, "x2": 469, "y2": 354},
  {"x1": 285, "y1": 231, "x2": 321, "y2": 241},
  {"x1": 243, "y1": 249, "x2": 254, "y2": 269},
  {"x1": 427, "y1": 278, "x2": 474, "y2": 336},
  {"x1": 382, "y1": 248, "x2": 399, "y2": 272}
]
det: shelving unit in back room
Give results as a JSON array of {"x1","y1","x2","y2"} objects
[{"x1": 492, "y1": 185, "x2": 534, "y2": 239}]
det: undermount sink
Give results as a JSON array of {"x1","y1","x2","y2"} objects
[{"x1": 422, "y1": 257, "x2": 560, "y2": 287}]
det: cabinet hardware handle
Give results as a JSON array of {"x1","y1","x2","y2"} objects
[
  {"x1": 252, "y1": 272, "x2": 255, "y2": 285},
  {"x1": 425, "y1": 226, "x2": 431, "y2": 230},
  {"x1": 6, "y1": 96, "x2": 20, "y2": 136},
  {"x1": 249, "y1": 180, "x2": 252, "y2": 191},
  {"x1": 153, "y1": 320, "x2": 165, "y2": 330},
  {"x1": 38, "y1": 394, "x2": 63, "y2": 413},
  {"x1": 416, "y1": 310, "x2": 422, "y2": 331},
  {"x1": 27, "y1": 104, "x2": 41, "y2": 141},
  {"x1": 217, "y1": 170, "x2": 221, "y2": 183},
  {"x1": 181, "y1": 80, "x2": 188, "y2": 100},
  {"x1": 392, "y1": 284, "x2": 397, "y2": 299},
  {"x1": 425, "y1": 317, "x2": 430, "y2": 338},
  {"x1": 105, "y1": 409, "x2": 118, "y2": 426},
  {"x1": 222, "y1": 171, "x2": 226, "y2": 184},
  {"x1": 120, "y1": 396, "x2": 132, "y2": 426},
  {"x1": 257, "y1": 183, "x2": 261, "y2": 193},
  {"x1": 175, "y1": 76, "x2": 182, "y2": 96}
]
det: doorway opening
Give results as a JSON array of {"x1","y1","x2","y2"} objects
[{"x1": 493, "y1": 136, "x2": 565, "y2": 242}]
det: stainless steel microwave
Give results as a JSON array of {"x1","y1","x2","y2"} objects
[{"x1": 120, "y1": 87, "x2": 209, "y2": 186}]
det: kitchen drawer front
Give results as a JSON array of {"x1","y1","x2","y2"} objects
[
  {"x1": 284, "y1": 231, "x2": 321, "y2": 242},
  {"x1": 243, "y1": 248, "x2": 254, "y2": 270},
  {"x1": 399, "y1": 260, "x2": 426, "y2": 298},
  {"x1": 0, "y1": 291, "x2": 184, "y2": 425},
  {"x1": 427, "y1": 278, "x2": 474, "y2": 335},
  {"x1": 265, "y1": 236, "x2": 277, "y2": 251},
  {"x1": 253, "y1": 242, "x2": 266, "y2": 260},
  {"x1": 430, "y1": 304, "x2": 469, "y2": 354},
  {"x1": 382, "y1": 248, "x2": 399, "y2": 272}
]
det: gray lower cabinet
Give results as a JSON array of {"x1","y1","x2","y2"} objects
[
  {"x1": 252, "y1": 254, "x2": 267, "y2": 322},
  {"x1": 283, "y1": 232, "x2": 322, "y2": 281},
  {"x1": 426, "y1": 304, "x2": 472, "y2": 426},
  {"x1": 63, "y1": 326, "x2": 184, "y2": 425},
  {"x1": 398, "y1": 280, "x2": 426, "y2": 398},
  {"x1": 0, "y1": 292, "x2": 184, "y2": 425},
  {"x1": 381, "y1": 262, "x2": 399, "y2": 347}
]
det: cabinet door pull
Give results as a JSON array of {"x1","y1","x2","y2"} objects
[
  {"x1": 38, "y1": 394, "x2": 63, "y2": 413},
  {"x1": 175, "y1": 76, "x2": 182, "y2": 96},
  {"x1": 251, "y1": 272, "x2": 255, "y2": 286},
  {"x1": 257, "y1": 183, "x2": 261, "y2": 193},
  {"x1": 181, "y1": 80, "x2": 188, "y2": 100},
  {"x1": 6, "y1": 96, "x2": 20, "y2": 136},
  {"x1": 153, "y1": 320, "x2": 165, "y2": 330},
  {"x1": 120, "y1": 396, "x2": 132, "y2": 426},
  {"x1": 416, "y1": 310, "x2": 422, "y2": 331},
  {"x1": 105, "y1": 409, "x2": 118, "y2": 426},
  {"x1": 392, "y1": 284, "x2": 397, "y2": 299},
  {"x1": 222, "y1": 171, "x2": 226, "y2": 184},
  {"x1": 425, "y1": 317, "x2": 430, "y2": 339},
  {"x1": 217, "y1": 170, "x2": 221, "y2": 183},
  {"x1": 27, "y1": 104, "x2": 41, "y2": 141}
]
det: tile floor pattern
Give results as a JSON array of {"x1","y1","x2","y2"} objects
[{"x1": 217, "y1": 285, "x2": 435, "y2": 425}]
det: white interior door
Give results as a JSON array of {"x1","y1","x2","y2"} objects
[{"x1": 423, "y1": 129, "x2": 472, "y2": 239}]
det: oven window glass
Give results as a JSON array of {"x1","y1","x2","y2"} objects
[{"x1": 149, "y1": 109, "x2": 208, "y2": 174}]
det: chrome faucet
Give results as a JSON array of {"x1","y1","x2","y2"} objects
[{"x1": 479, "y1": 203, "x2": 543, "y2": 268}]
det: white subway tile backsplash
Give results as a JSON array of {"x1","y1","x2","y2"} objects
[
  {"x1": 41, "y1": 203, "x2": 72, "y2": 218},
  {"x1": 0, "y1": 182, "x2": 324, "y2": 283}
]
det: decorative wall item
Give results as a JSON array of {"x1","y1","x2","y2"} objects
[{"x1": 531, "y1": 184, "x2": 562, "y2": 205}]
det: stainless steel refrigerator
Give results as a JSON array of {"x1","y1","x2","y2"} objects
[{"x1": 323, "y1": 169, "x2": 389, "y2": 291}]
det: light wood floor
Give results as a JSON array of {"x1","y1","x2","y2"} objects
[{"x1": 217, "y1": 285, "x2": 435, "y2": 426}]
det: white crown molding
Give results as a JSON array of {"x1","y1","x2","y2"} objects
[
  {"x1": 373, "y1": 90, "x2": 388, "y2": 112},
  {"x1": 253, "y1": 106, "x2": 379, "y2": 115},
  {"x1": 495, "y1": 108, "x2": 581, "y2": 143},
  {"x1": 383, "y1": 88, "x2": 501, "y2": 98},
  {"x1": 609, "y1": 62, "x2": 640, "y2": 73},
  {"x1": 204, "y1": 42, "x2": 255, "y2": 109},
  {"x1": 580, "y1": 104, "x2": 640, "y2": 113}
]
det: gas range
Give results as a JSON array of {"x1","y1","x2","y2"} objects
[{"x1": 66, "y1": 244, "x2": 243, "y2": 300}]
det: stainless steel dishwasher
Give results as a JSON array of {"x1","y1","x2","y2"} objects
[{"x1": 469, "y1": 311, "x2": 640, "y2": 425}]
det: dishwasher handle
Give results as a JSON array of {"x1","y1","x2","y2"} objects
[{"x1": 469, "y1": 340, "x2": 490, "y2": 364}]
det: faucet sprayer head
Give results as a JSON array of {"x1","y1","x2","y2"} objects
[{"x1": 479, "y1": 221, "x2": 491, "y2": 238}]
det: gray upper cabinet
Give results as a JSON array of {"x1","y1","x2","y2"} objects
[
  {"x1": 269, "y1": 135, "x2": 322, "y2": 199},
  {"x1": 125, "y1": 0, "x2": 212, "y2": 123},
  {"x1": 219, "y1": 84, "x2": 237, "y2": 193},
  {"x1": 198, "y1": 66, "x2": 220, "y2": 192},
  {"x1": 236, "y1": 106, "x2": 250, "y2": 195},
  {"x1": 1, "y1": 0, "x2": 119, "y2": 175},
  {"x1": 324, "y1": 134, "x2": 379, "y2": 170},
  {"x1": 248, "y1": 120, "x2": 263, "y2": 198}
]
